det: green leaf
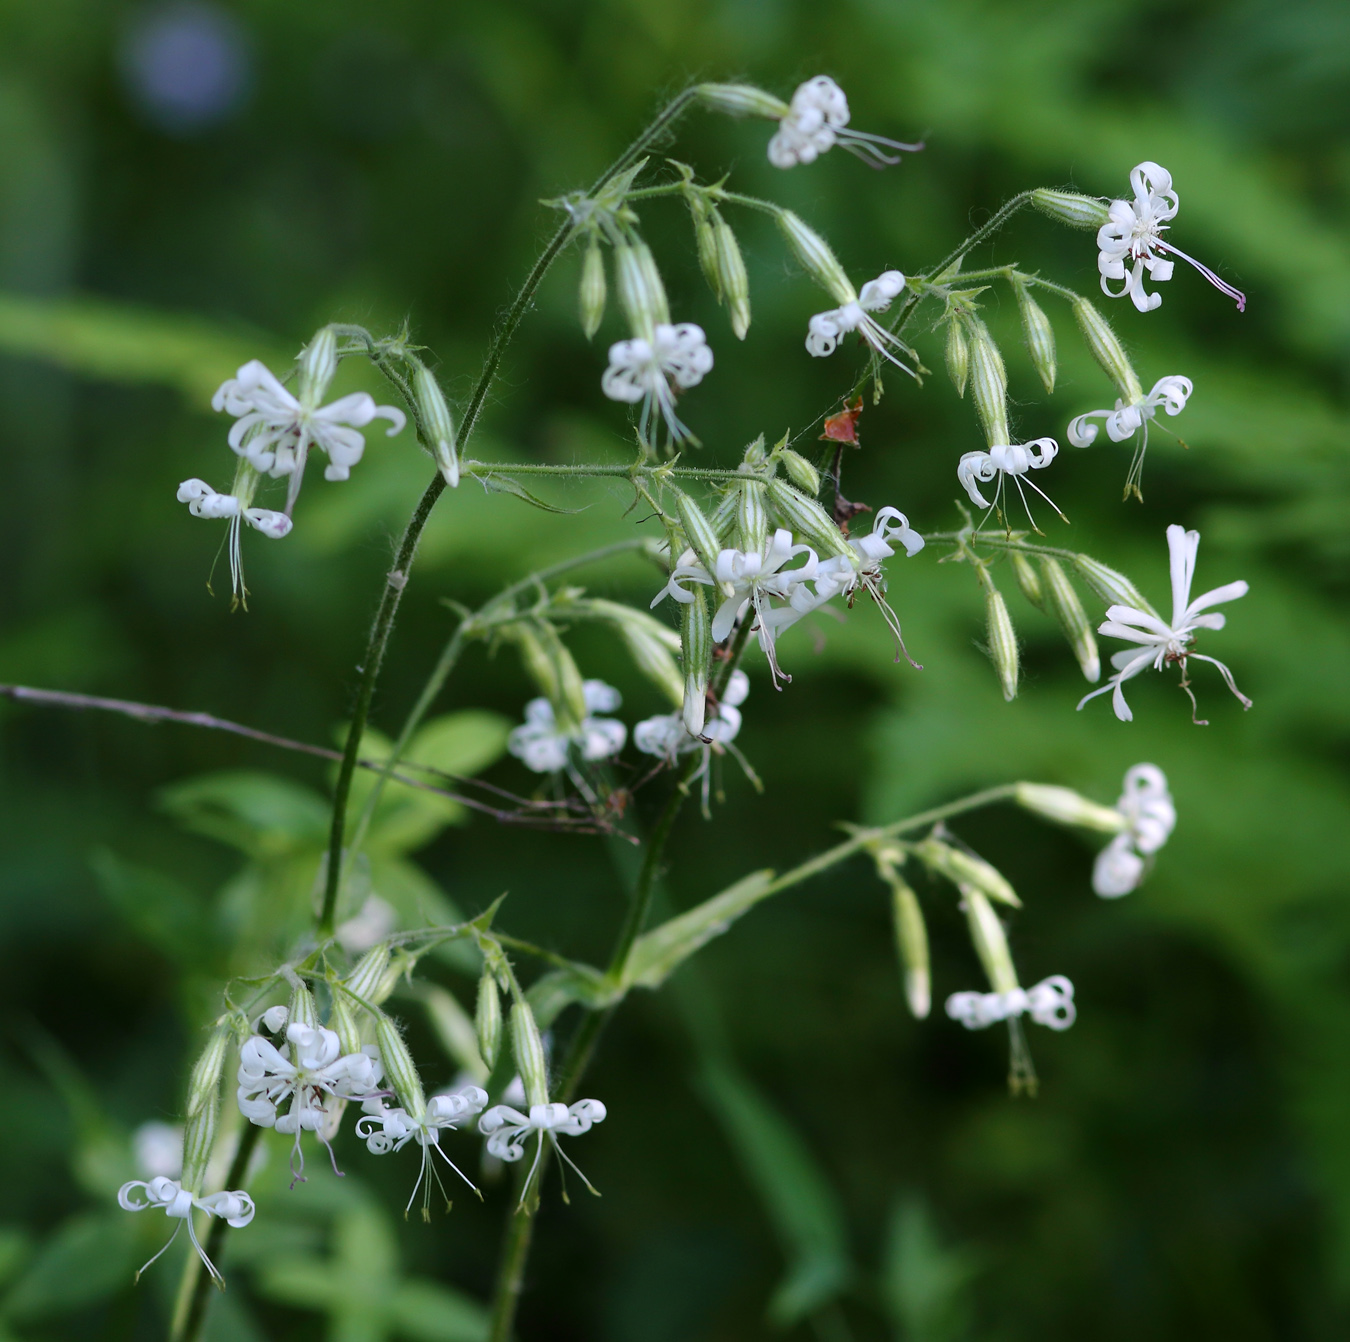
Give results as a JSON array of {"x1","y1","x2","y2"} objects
[
  {"x1": 5, "y1": 1214, "x2": 137, "y2": 1321},
  {"x1": 158, "y1": 771, "x2": 330, "y2": 859},
  {"x1": 698, "y1": 1060, "x2": 852, "y2": 1327},
  {"x1": 473, "y1": 471, "x2": 586, "y2": 515},
  {"x1": 525, "y1": 964, "x2": 616, "y2": 1028},
  {"x1": 392, "y1": 1281, "x2": 490, "y2": 1341},
  {"x1": 879, "y1": 1195, "x2": 979, "y2": 1342},
  {"x1": 622, "y1": 870, "x2": 776, "y2": 990},
  {"x1": 90, "y1": 848, "x2": 214, "y2": 968}
]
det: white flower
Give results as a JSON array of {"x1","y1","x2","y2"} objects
[
  {"x1": 767, "y1": 75, "x2": 922, "y2": 170},
  {"x1": 237, "y1": 1022, "x2": 382, "y2": 1181},
  {"x1": 507, "y1": 679, "x2": 627, "y2": 774},
  {"x1": 601, "y1": 323, "x2": 713, "y2": 446},
  {"x1": 177, "y1": 475, "x2": 292, "y2": 604},
  {"x1": 945, "y1": 975, "x2": 1076, "y2": 1031},
  {"x1": 117, "y1": 1176, "x2": 255, "y2": 1287},
  {"x1": 1097, "y1": 161, "x2": 1245, "y2": 314},
  {"x1": 1068, "y1": 375, "x2": 1193, "y2": 498},
  {"x1": 479, "y1": 1098, "x2": 606, "y2": 1206},
  {"x1": 357, "y1": 1086, "x2": 488, "y2": 1218},
  {"x1": 635, "y1": 668, "x2": 751, "y2": 759},
  {"x1": 1078, "y1": 525, "x2": 1250, "y2": 723},
  {"x1": 132, "y1": 1121, "x2": 184, "y2": 1180},
  {"x1": 806, "y1": 270, "x2": 915, "y2": 375},
  {"x1": 957, "y1": 439, "x2": 1063, "y2": 530},
  {"x1": 212, "y1": 359, "x2": 406, "y2": 513},
  {"x1": 1092, "y1": 764, "x2": 1176, "y2": 897}
]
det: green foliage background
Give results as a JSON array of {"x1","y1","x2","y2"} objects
[{"x1": 0, "y1": 0, "x2": 1347, "y2": 1338}]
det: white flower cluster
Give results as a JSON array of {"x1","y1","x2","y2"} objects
[
  {"x1": 945, "y1": 975, "x2": 1077, "y2": 1031},
  {"x1": 635, "y1": 668, "x2": 750, "y2": 761},
  {"x1": 767, "y1": 76, "x2": 921, "y2": 170},
  {"x1": 1092, "y1": 764, "x2": 1176, "y2": 897},
  {"x1": 507, "y1": 679, "x2": 628, "y2": 774},
  {"x1": 601, "y1": 322, "x2": 714, "y2": 446}
]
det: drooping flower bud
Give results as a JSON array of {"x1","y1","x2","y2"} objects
[
  {"x1": 961, "y1": 885, "x2": 1019, "y2": 995},
  {"x1": 735, "y1": 480, "x2": 769, "y2": 556},
  {"x1": 680, "y1": 587, "x2": 712, "y2": 738},
  {"x1": 1072, "y1": 553, "x2": 1158, "y2": 618},
  {"x1": 589, "y1": 600, "x2": 683, "y2": 707},
  {"x1": 713, "y1": 216, "x2": 751, "y2": 340},
  {"x1": 692, "y1": 203, "x2": 721, "y2": 301},
  {"x1": 298, "y1": 326, "x2": 338, "y2": 407},
  {"x1": 413, "y1": 363, "x2": 459, "y2": 488},
  {"x1": 1040, "y1": 558, "x2": 1099, "y2": 681},
  {"x1": 579, "y1": 237, "x2": 607, "y2": 341},
  {"x1": 1030, "y1": 188, "x2": 1110, "y2": 230},
  {"x1": 375, "y1": 1013, "x2": 426, "y2": 1116},
  {"x1": 181, "y1": 1026, "x2": 229, "y2": 1190},
  {"x1": 510, "y1": 1002, "x2": 550, "y2": 1108},
  {"x1": 330, "y1": 990, "x2": 363, "y2": 1056},
  {"x1": 288, "y1": 983, "x2": 319, "y2": 1030},
  {"x1": 344, "y1": 944, "x2": 392, "y2": 1005},
  {"x1": 889, "y1": 870, "x2": 931, "y2": 1019},
  {"x1": 695, "y1": 82, "x2": 791, "y2": 120},
  {"x1": 944, "y1": 317, "x2": 969, "y2": 397},
  {"x1": 675, "y1": 491, "x2": 723, "y2": 583},
  {"x1": 614, "y1": 240, "x2": 669, "y2": 338},
  {"x1": 1010, "y1": 552, "x2": 1044, "y2": 608},
  {"x1": 776, "y1": 210, "x2": 854, "y2": 305},
  {"x1": 475, "y1": 973, "x2": 502, "y2": 1073},
  {"x1": 1014, "y1": 782, "x2": 1125, "y2": 833},
  {"x1": 967, "y1": 319, "x2": 1009, "y2": 447},
  {"x1": 914, "y1": 837, "x2": 1021, "y2": 908},
  {"x1": 1072, "y1": 298, "x2": 1143, "y2": 403},
  {"x1": 1013, "y1": 278, "x2": 1056, "y2": 394},
  {"x1": 778, "y1": 449, "x2": 820, "y2": 496},
  {"x1": 984, "y1": 587, "x2": 1020, "y2": 702},
  {"x1": 765, "y1": 478, "x2": 851, "y2": 560}
]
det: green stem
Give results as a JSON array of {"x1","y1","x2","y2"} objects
[
  {"x1": 926, "y1": 190, "x2": 1034, "y2": 280},
  {"x1": 464, "y1": 460, "x2": 750, "y2": 482},
  {"x1": 175, "y1": 1124, "x2": 262, "y2": 1342}
]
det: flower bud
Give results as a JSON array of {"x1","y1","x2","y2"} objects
[
  {"x1": 889, "y1": 872, "x2": 931, "y2": 1019},
  {"x1": 1072, "y1": 553, "x2": 1158, "y2": 619},
  {"x1": 985, "y1": 587, "x2": 1020, "y2": 702},
  {"x1": 344, "y1": 944, "x2": 392, "y2": 1005},
  {"x1": 288, "y1": 983, "x2": 318, "y2": 1030},
  {"x1": 579, "y1": 237, "x2": 608, "y2": 341},
  {"x1": 714, "y1": 216, "x2": 751, "y2": 340},
  {"x1": 298, "y1": 326, "x2": 338, "y2": 407},
  {"x1": 735, "y1": 480, "x2": 769, "y2": 556},
  {"x1": 778, "y1": 449, "x2": 820, "y2": 496},
  {"x1": 603, "y1": 606, "x2": 683, "y2": 707},
  {"x1": 614, "y1": 240, "x2": 669, "y2": 337},
  {"x1": 510, "y1": 1002, "x2": 550, "y2": 1108},
  {"x1": 675, "y1": 491, "x2": 723, "y2": 582},
  {"x1": 681, "y1": 587, "x2": 712, "y2": 737},
  {"x1": 967, "y1": 319, "x2": 1009, "y2": 447},
  {"x1": 1040, "y1": 558, "x2": 1099, "y2": 681},
  {"x1": 413, "y1": 363, "x2": 459, "y2": 488},
  {"x1": 181, "y1": 1026, "x2": 229, "y2": 1190},
  {"x1": 1013, "y1": 279, "x2": 1056, "y2": 394},
  {"x1": 1014, "y1": 782, "x2": 1125, "y2": 833},
  {"x1": 186, "y1": 1026, "x2": 228, "y2": 1121},
  {"x1": 765, "y1": 478, "x2": 850, "y2": 560},
  {"x1": 330, "y1": 991, "x2": 362, "y2": 1056},
  {"x1": 1072, "y1": 298, "x2": 1143, "y2": 402},
  {"x1": 914, "y1": 837, "x2": 1021, "y2": 908},
  {"x1": 776, "y1": 210, "x2": 854, "y2": 306},
  {"x1": 696, "y1": 82, "x2": 791, "y2": 120},
  {"x1": 512, "y1": 621, "x2": 586, "y2": 730},
  {"x1": 961, "y1": 886, "x2": 1019, "y2": 995},
  {"x1": 1031, "y1": 188, "x2": 1110, "y2": 230},
  {"x1": 692, "y1": 203, "x2": 721, "y2": 301},
  {"x1": 475, "y1": 973, "x2": 502, "y2": 1073},
  {"x1": 375, "y1": 1013, "x2": 426, "y2": 1116},
  {"x1": 944, "y1": 317, "x2": 969, "y2": 397},
  {"x1": 709, "y1": 488, "x2": 739, "y2": 545},
  {"x1": 1010, "y1": 552, "x2": 1043, "y2": 609}
]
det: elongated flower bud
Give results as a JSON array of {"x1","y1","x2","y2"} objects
[
  {"x1": 635, "y1": 241, "x2": 670, "y2": 326},
  {"x1": 985, "y1": 587, "x2": 1020, "y2": 702},
  {"x1": 330, "y1": 991, "x2": 362, "y2": 1056},
  {"x1": 1013, "y1": 279, "x2": 1056, "y2": 394},
  {"x1": 475, "y1": 973, "x2": 502, "y2": 1073},
  {"x1": 579, "y1": 238, "x2": 607, "y2": 341},
  {"x1": 961, "y1": 886, "x2": 1019, "y2": 995},
  {"x1": 681, "y1": 587, "x2": 712, "y2": 737},
  {"x1": 889, "y1": 872, "x2": 931, "y2": 1019},
  {"x1": 675, "y1": 492, "x2": 723, "y2": 581},
  {"x1": 776, "y1": 210, "x2": 854, "y2": 305},
  {"x1": 736, "y1": 480, "x2": 769, "y2": 556},
  {"x1": 914, "y1": 837, "x2": 1021, "y2": 908},
  {"x1": 1031, "y1": 188, "x2": 1110, "y2": 230},
  {"x1": 779, "y1": 449, "x2": 820, "y2": 496},
  {"x1": 1073, "y1": 298, "x2": 1142, "y2": 403},
  {"x1": 413, "y1": 363, "x2": 459, "y2": 488},
  {"x1": 1010, "y1": 552, "x2": 1043, "y2": 608},
  {"x1": 510, "y1": 1002, "x2": 549, "y2": 1108},
  {"x1": 186, "y1": 1026, "x2": 228, "y2": 1121},
  {"x1": 182, "y1": 1026, "x2": 229, "y2": 1190},
  {"x1": 614, "y1": 240, "x2": 669, "y2": 337},
  {"x1": 714, "y1": 216, "x2": 751, "y2": 340},
  {"x1": 709, "y1": 488, "x2": 739, "y2": 544},
  {"x1": 298, "y1": 326, "x2": 337, "y2": 407},
  {"x1": 692, "y1": 204, "x2": 721, "y2": 301},
  {"x1": 375, "y1": 1013, "x2": 426, "y2": 1116},
  {"x1": 344, "y1": 944, "x2": 392, "y2": 1005},
  {"x1": 513, "y1": 622, "x2": 586, "y2": 730},
  {"x1": 1040, "y1": 558, "x2": 1099, "y2": 681},
  {"x1": 1073, "y1": 553, "x2": 1158, "y2": 618},
  {"x1": 289, "y1": 983, "x2": 318, "y2": 1030},
  {"x1": 945, "y1": 318, "x2": 969, "y2": 397},
  {"x1": 967, "y1": 319, "x2": 1009, "y2": 447},
  {"x1": 696, "y1": 82, "x2": 790, "y2": 120},
  {"x1": 765, "y1": 478, "x2": 850, "y2": 560},
  {"x1": 613, "y1": 615, "x2": 684, "y2": 707},
  {"x1": 1014, "y1": 782, "x2": 1125, "y2": 833}
]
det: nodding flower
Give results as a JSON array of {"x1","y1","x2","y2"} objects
[
  {"x1": 768, "y1": 76, "x2": 922, "y2": 170},
  {"x1": 600, "y1": 323, "x2": 713, "y2": 447},
  {"x1": 479, "y1": 1098, "x2": 607, "y2": 1208},
  {"x1": 804, "y1": 270, "x2": 916, "y2": 376},
  {"x1": 945, "y1": 976, "x2": 1077, "y2": 1031},
  {"x1": 176, "y1": 471, "x2": 292, "y2": 607},
  {"x1": 1068, "y1": 374, "x2": 1193, "y2": 500},
  {"x1": 117, "y1": 1176, "x2": 255, "y2": 1288},
  {"x1": 1092, "y1": 763, "x2": 1177, "y2": 897},
  {"x1": 957, "y1": 439, "x2": 1064, "y2": 533}
]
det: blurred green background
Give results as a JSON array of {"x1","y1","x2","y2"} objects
[{"x1": 1, "y1": 0, "x2": 1348, "y2": 1338}]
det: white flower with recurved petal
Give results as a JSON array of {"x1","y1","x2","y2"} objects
[
  {"x1": 1078, "y1": 525, "x2": 1250, "y2": 723},
  {"x1": 945, "y1": 975, "x2": 1076, "y2": 1031},
  {"x1": 213, "y1": 359, "x2": 406, "y2": 513},
  {"x1": 177, "y1": 472, "x2": 292, "y2": 605},
  {"x1": 805, "y1": 270, "x2": 915, "y2": 375},
  {"x1": 117, "y1": 1176, "x2": 255, "y2": 1287},
  {"x1": 237, "y1": 1022, "x2": 382, "y2": 1182},
  {"x1": 479, "y1": 1098, "x2": 606, "y2": 1207},
  {"x1": 957, "y1": 439, "x2": 1063, "y2": 531},
  {"x1": 1068, "y1": 375, "x2": 1193, "y2": 499},
  {"x1": 601, "y1": 323, "x2": 713, "y2": 446},
  {"x1": 767, "y1": 75, "x2": 922, "y2": 170},
  {"x1": 507, "y1": 680, "x2": 627, "y2": 774},
  {"x1": 357, "y1": 1086, "x2": 488, "y2": 1219},
  {"x1": 1092, "y1": 763, "x2": 1177, "y2": 897},
  {"x1": 1097, "y1": 162, "x2": 1245, "y2": 313},
  {"x1": 635, "y1": 670, "x2": 753, "y2": 811}
]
